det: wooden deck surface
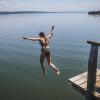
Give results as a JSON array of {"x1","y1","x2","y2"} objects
[{"x1": 68, "y1": 69, "x2": 100, "y2": 99}]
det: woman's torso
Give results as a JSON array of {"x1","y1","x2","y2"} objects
[{"x1": 39, "y1": 37, "x2": 49, "y2": 48}]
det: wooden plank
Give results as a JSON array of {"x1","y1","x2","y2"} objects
[
  {"x1": 96, "y1": 80, "x2": 100, "y2": 88},
  {"x1": 96, "y1": 75, "x2": 100, "y2": 88},
  {"x1": 78, "y1": 74, "x2": 100, "y2": 90},
  {"x1": 70, "y1": 81, "x2": 100, "y2": 99},
  {"x1": 70, "y1": 71, "x2": 100, "y2": 90},
  {"x1": 94, "y1": 91, "x2": 100, "y2": 98},
  {"x1": 80, "y1": 82, "x2": 87, "y2": 90},
  {"x1": 69, "y1": 69, "x2": 100, "y2": 83},
  {"x1": 68, "y1": 69, "x2": 100, "y2": 99},
  {"x1": 87, "y1": 41, "x2": 100, "y2": 46},
  {"x1": 71, "y1": 83, "x2": 87, "y2": 95},
  {"x1": 71, "y1": 83, "x2": 100, "y2": 99},
  {"x1": 74, "y1": 76, "x2": 87, "y2": 85},
  {"x1": 69, "y1": 69, "x2": 100, "y2": 85},
  {"x1": 69, "y1": 71, "x2": 87, "y2": 82},
  {"x1": 78, "y1": 72, "x2": 100, "y2": 86}
]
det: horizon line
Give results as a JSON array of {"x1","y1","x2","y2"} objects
[{"x1": 0, "y1": 10, "x2": 88, "y2": 14}]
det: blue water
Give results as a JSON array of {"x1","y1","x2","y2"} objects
[{"x1": 0, "y1": 13, "x2": 100, "y2": 100}]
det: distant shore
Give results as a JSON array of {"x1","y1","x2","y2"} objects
[
  {"x1": 0, "y1": 11, "x2": 87, "y2": 14},
  {"x1": 0, "y1": 11, "x2": 47, "y2": 14},
  {"x1": 88, "y1": 11, "x2": 100, "y2": 15}
]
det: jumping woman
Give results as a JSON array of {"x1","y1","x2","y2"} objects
[{"x1": 23, "y1": 26, "x2": 60, "y2": 76}]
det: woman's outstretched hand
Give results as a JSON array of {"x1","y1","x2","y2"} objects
[
  {"x1": 51, "y1": 25, "x2": 55, "y2": 31},
  {"x1": 22, "y1": 37, "x2": 27, "y2": 39}
]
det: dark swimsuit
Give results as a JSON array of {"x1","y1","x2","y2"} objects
[{"x1": 39, "y1": 40, "x2": 50, "y2": 56}]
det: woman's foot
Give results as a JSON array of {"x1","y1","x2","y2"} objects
[
  {"x1": 44, "y1": 72, "x2": 48, "y2": 76},
  {"x1": 56, "y1": 70, "x2": 60, "y2": 75}
]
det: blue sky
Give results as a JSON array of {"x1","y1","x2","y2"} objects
[{"x1": 0, "y1": 0, "x2": 100, "y2": 11}]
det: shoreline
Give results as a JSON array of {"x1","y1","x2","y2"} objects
[{"x1": 0, "y1": 11, "x2": 87, "y2": 14}]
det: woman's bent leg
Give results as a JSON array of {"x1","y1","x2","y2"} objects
[
  {"x1": 46, "y1": 53, "x2": 60, "y2": 75},
  {"x1": 49, "y1": 62, "x2": 60, "y2": 75}
]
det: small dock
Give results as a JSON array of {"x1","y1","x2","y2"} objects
[
  {"x1": 68, "y1": 41, "x2": 100, "y2": 100},
  {"x1": 68, "y1": 69, "x2": 100, "y2": 99}
]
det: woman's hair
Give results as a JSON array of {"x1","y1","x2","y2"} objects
[
  {"x1": 39, "y1": 32, "x2": 45, "y2": 37},
  {"x1": 39, "y1": 32, "x2": 48, "y2": 44}
]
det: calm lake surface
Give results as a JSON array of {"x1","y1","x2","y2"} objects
[{"x1": 0, "y1": 13, "x2": 100, "y2": 100}]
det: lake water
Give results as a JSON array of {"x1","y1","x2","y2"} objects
[{"x1": 0, "y1": 13, "x2": 100, "y2": 100}]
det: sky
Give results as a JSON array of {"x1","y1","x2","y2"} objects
[{"x1": 0, "y1": 0, "x2": 100, "y2": 12}]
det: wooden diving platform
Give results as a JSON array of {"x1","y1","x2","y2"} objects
[
  {"x1": 68, "y1": 69, "x2": 100, "y2": 100},
  {"x1": 68, "y1": 41, "x2": 100, "y2": 100}
]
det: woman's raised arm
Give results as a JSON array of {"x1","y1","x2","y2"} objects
[{"x1": 47, "y1": 25, "x2": 55, "y2": 38}]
